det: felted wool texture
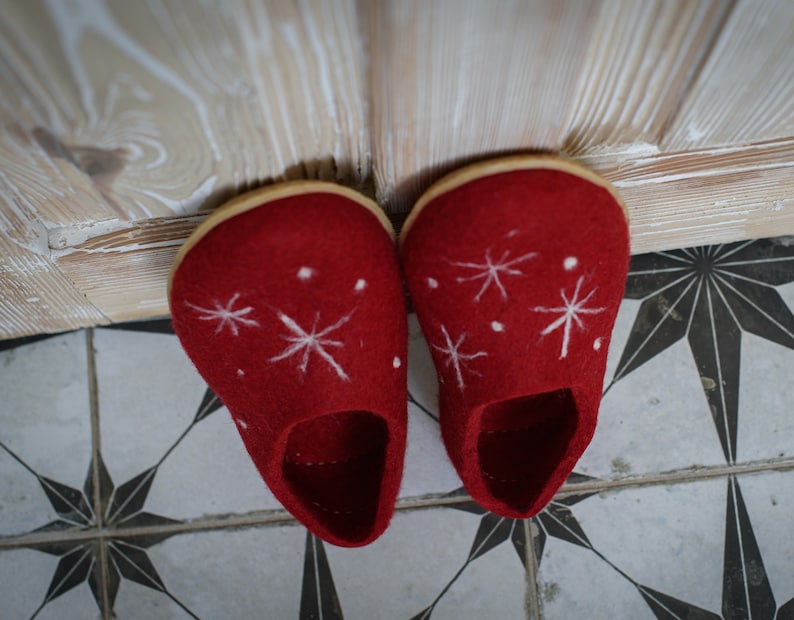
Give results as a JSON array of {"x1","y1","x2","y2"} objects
[
  {"x1": 170, "y1": 188, "x2": 407, "y2": 547},
  {"x1": 401, "y1": 161, "x2": 630, "y2": 518}
]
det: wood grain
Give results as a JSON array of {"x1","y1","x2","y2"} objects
[
  {"x1": 52, "y1": 215, "x2": 205, "y2": 322},
  {"x1": 0, "y1": 0, "x2": 793, "y2": 338},
  {"x1": 0, "y1": 119, "x2": 112, "y2": 337},
  {"x1": 0, "y1": 0, "x2": 370, "y2": 336},
  {"x1": 0, "y1": 0, "x2": 369, "y2": 223},
  {"x1": 367, "y1": 0, "x2": 739, "y2": 209},
  {"x1": 563, "y1": 0, "x2": 731, "y2": 155},
  {"x1": 591, "y1": 139, "x2": 794, "y2": 251},
  {"x1": 368, "y1": 0, "x2": 600, "y2": 211},
  {"x1": 0, "y1": 236, "x2": 108, "y2": 339},
  {"x1": 48, "y1": 139, "x2": 794, "y2": 330},
  {"x1": 662, "y1": 0, "x2": 794, "y2": 150}
]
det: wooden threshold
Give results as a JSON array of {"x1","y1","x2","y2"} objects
[{"x1": 1, "y1": 139, "x2": 781, "y2": 339}]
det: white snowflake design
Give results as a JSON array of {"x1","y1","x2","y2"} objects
[
  {"x1": 269, "y1": 310, "x2": 354, "y2": 381},
  {"x1": 450, "y1": 247, "x2": 538, "y2": 302},
  {"x1": 532, "y1": 276, "x2": 606, "y2": 359},
  {"x1": 185, "y1": 293, "x2": 259, "y2": 336},
  {"x1": 431, "y1": 325, "x2": 488, "y2": 391}
]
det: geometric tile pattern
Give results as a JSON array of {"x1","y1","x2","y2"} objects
[{"x1": 1, "y1": 237, "x2": 792, "y2": 619}]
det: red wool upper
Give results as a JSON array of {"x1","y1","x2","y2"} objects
[
  {"x1": 400, "y1": 156, "x2": 630, "y2": 518},
  {"x1": 169, "y1": 183, "x2": 407, "y2": 547}
]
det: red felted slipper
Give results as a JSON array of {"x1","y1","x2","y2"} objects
[
  {"x1": 169, "y1": 182, "x2": 407, "y2": 547},
  {"x1": 400, "y1": 155, "x2": 629, "y2": 518}
]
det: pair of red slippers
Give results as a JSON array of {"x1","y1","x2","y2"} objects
[{"x1": 169, "y1": 155, "x2": 630, "y2": 547}]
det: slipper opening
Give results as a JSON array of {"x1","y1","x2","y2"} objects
[
  {"x1": 477, "y1": 389, "x2": 578, "y2": 514},
  {"x1": 283, "y1": 410, "x2": 388, "y2": 543}
]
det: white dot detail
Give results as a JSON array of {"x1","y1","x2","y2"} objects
[
  {"x1": 427, "y1": 277, "x2": 439, "y2": 289},
  {"x1": 297, "y1": 266, "x2": 315, "y2": 281},
  {"x1": 564, "y1": 257, "x2": 578, "y2": 271},
  {"x1": 236, "y1": 419, "x2": 249, "y2": 430},
  {"x1": 491, "y1": 321, "x2": 505, "y2": 332},
  {"x1": 393, "y1": 356, "x2": 402, "y2": 369},
  {"x1": 354, "y1": 278, "x2": 367, "y2": 292},
  {"x1": 593, "y1": 337, "x2": 603, "y2": 351},
  {"x1": 237, "y1": 368, "x2": 245, "y2": 377}
]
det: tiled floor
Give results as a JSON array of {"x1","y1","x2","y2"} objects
[{"x1": 1, "y1": 237, "x2": 793, "y2": 619}]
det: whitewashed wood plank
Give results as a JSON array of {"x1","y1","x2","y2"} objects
[
  {"x1": 368, "y1": 0, "x2": 601, "y2": 211},
  {"x1": 662, "y1": 0, "x2": 794, "y2": 150},
  {"x1": 564, "y1": 0, "x2": 731, "y2": 155},
  {"x1": 0, "y1": 237, "x2": 108, "y2": 338},
  {"x1": 45, "y1": 140, "x2": 794, "y2": 333},
  {"x1": 0, "y1": 0, "x2": 369, "y2": 224},
  {"x1": 0, "y1": 0, "x2": 371, "y2": 337},
  {"x1": 52, "y1": 216, "x2": 204, "y2": 322},
  {"x1": 589, "y1": 139, "x2": 794, "y2": 251}
]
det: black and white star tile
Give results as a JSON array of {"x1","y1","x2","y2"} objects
[{"x1": 0, "y1": 236, "x2": 792, "y2": 619}]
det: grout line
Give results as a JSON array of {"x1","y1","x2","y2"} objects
[
  {"x1": 2, "y1": 457, "x2": 793, "y2": 551},
  {"x1": 86, "y1": 328, "x2": 103, "y2": 528},
  {"x1": 395, "y1": 493, "x2": 476, "y2": 510},
  {"x1": 524, "y1": 519, "x2": 543, "y2": 620},
  {"x1": 553, "y1": 457, "x2": 794, "y2": 498},
  {"x1": 85, "y1": 329, "x2": 111, "y2": 620},
  {"x1": 0, "y1": 510, "x2": 297, "y2": 551},
  {"x1": 97, "y1": 538, "x2": 111, "y2": 620},
  {"x1": 392, "y1": 456, "x2": 794, "y2": 511},
  {"x1": 110, "y1": 510, "x2": 298, "y2": 539}
]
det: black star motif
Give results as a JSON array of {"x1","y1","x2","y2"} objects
[
  {"x1": 529, "y1": 476, "x2": 723, "y2": 619},
  {"x1": 1, "y1": 379, "x2": 225, "y2": 619},
  {"x1": 528, "y1": 473, "x2": 599, "y2": 563},
  {"x1": 409, "y1": 489, "x2": 531, "y2": 620},
  {"x1": 404, "y1": 236, "x2": 794, "y2": 618},
  {"x1": 407, "y1": 476, "x2": 595, "y2": 619},
  {"x1": 721, "y1": 474, "x2": 790, "y2": 620},
  {"x1": 411, "y1": 476, "x2": 720, "y2": 619},
  {"x1": 542, "y1": 477, "x2": 728, "y2": 619},
  {"x1": 299, "y1": 532, "x2": 344, "y2": 620},
  {"x1": 610, "y1": 238, "x2": 794, "y2": 464},
  {"x1": 607, "y1": 237, "x2": 794, "y2": 617},
  {"x1": 407, "y1": 339, "x2": 725, "y2": 617}
]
